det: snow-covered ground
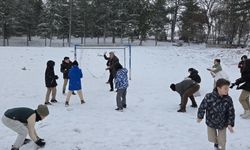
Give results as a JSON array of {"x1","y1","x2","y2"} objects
[{"x1": 0, "y1": 44, "x2": 250, "y2": 150}]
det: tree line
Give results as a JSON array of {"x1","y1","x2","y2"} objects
[{"x1": 0, "y1": 0, "x2": 249, "y2": 46}]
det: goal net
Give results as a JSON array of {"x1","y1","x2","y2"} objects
[{"x1": 74, "y1": 44, "x2": 132, "y2": 80}]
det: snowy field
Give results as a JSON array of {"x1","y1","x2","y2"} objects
[{"x1": 0, "y1": 44, "x2": 250, "y2": 150}]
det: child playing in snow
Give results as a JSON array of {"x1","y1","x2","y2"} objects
[
  {"x1": 170, "y1": 79, "x2": 200, "y2": 112},
  {"x1": 65, "y1": 60, "x2": 85, "y2": 106},
  {"x1": 44, "y1": 60, "x2": 58, "y2": 105},
  {"x1": 207, "y1": 59, "x2": 229, "y2": 87},
  {"x1": 114, "y1": 63, "x2": 128, "y2": 111},
  {"x1": 197, "y1": 79, "x2": 235, "y2": 150}
]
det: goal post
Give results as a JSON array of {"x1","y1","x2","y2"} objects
[{"x1": 74, "y1": 44, "x2": 132, "y2": 80}]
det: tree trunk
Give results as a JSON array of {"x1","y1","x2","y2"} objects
[
  {"x1": 103, "y1": 25, "x2": 106, "y2": 44},
  {"x1": 97, "y1": 36, "x2": 100, "y2": 44},
  {"x1": 63, "y1": 37, "x2": 65, "y2": 47},
  {"x1": 112, "y1": 31, "x2": 115, "y2": 44},
  {"x1": 171, "y1": 0, "x2": 179, "y2": 42},
  {"x1": 155, "y1": 32, "x2": 158, "y2": 46},
  {"x1": 3, "y1": 23, "x2": 6, "y2": 46},
  {"x1": 26, "y1": 34, "x2": 29, "y2": 46},
  {"x1": 81, "y1": 36, "x2": 83, "y2": 44},
  {"x1": 45, "y1": 38, "x2": 47, "y2": 46}
]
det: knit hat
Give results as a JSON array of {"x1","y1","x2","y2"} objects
[
  {"x1": 64, "y1": 56, "x2": 70, "y2": 60},
  {"x1": 72, "y1": 60, "x2": 79, "y2": 66},
  {"x1": 37, "y1": 104, "x2": 49, "y2": 117},
  {"x1": 170, "y1": 84, "x2": 176, "y2": 91}
]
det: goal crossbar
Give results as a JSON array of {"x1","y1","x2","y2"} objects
[{"x1": 74, "y1": 44, "x2": 132, "y2": 80}]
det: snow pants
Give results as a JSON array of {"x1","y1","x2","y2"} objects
[
  {"x1": 116, "y1": 89, "x2": 127, "y2": 109},
  {"x1": 2, "y1": 115, "x2": 28, "y2": 148}
]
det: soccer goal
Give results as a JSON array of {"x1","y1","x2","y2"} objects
[{"x1": 74, "y1": 44, "x2": 132, "y2": 80}]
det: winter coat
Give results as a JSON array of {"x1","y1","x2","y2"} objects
[
  {"x1": 235, "y1": 59, "x2": 250, "y2": 91},
  {"x1": 68, "y1": 65, "x2": 83, "y2": 91},
  {"x1": 115, "y1": 68, "x2": 128, "y2": 90},
  {"x1": 211, "y1": 64, "x2": 222, "y2": 74},
  {"x1": 188, "y1": 69, "x2": 201, "y2": 83},
  {"x1": 175, "y1": 80, "x2": 197, "y2": 96},
  {"x1": 60, "y1": 60, "x2": 72, "y2": 79},
  {"x1": 238, "y1": 60, "x2": 245, "y2": 73},
  {"x1": 104, "y1": 55, "x2": 119, "y2": 76},
  {"x1": 197, "y1": 90, "x2": 235, "y2": 130},
  {"x1": 45, "y1": 61, "x2": 58, "y2": 87}
]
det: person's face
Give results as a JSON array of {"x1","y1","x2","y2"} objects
[
  {"x1": 41, "y1": 115, "x2": 47, "y2": 120},
  {"x1": 217, "y1": 85, "x2": 229, "y2": 96},
  {"x1": 214, "y1": 60, "x2": 218, "y2": 64},
  {"x1": 109, "y1": 53, "x2": 114, "y2": 58},
  {"x1": 65, "y1": 59, "x2": 70, "y2": 63}
]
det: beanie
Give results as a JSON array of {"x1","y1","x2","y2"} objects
[
  {"x1": 170, "y1": 84, "x2": 176, "y2": 91},
  {"x1": 64, "y1": 56, "x2": 70, "y2": 60},
  {"x1": 37, "y1": 104, "x2": 49, "y2": 117}
]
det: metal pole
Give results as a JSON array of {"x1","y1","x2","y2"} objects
[
  {"x1": 129, "y1": 45, "x2": 131, "y2": 80},
  {"x1": 124, "y1": 48, "x2": 126, "y2": 68},
  {"x1": 68, "y1": 0, "x2": 72, "y2": 47}
]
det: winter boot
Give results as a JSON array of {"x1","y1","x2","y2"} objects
[
  {"x1": 65, "y1": 101, "x2": 69, "y2": 107},
  {"x1": 191, "y1": 104, "x2": 198, "y2": 108},
  {"x1": 11, "y1": 145, "x2": 19, "y2": 150},
  {"x1": 240, "y1": 110, "x2": 247, "y2": 117},
  {"x1": 81, "y1": 100, "x2": 85, "y2": 104},
  {"x1": 115, "y1": 107, "x2": 123, "y2": 112},
  {"x1": 123, "y1": 104, "x2": 127, "y2": 108},
  {"x1": 177, "y1": 108, "x2": 186, "y2": 112},
  {"x1": 241, "y1": 110, "x2": 250, "y2": 119},
  {"x1": 23, "y1": 139, "x2": 31, "y2": 145},
  {"x1": 51, "y1": 99, "x2": 58, "y2": 103},
  {"x1": 45, "y1": 102, "x2": 52, "y2": 105}
]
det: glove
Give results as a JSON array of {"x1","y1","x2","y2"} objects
[
  {"x1": 35, "y1": 139, "x2": 46, "y2": 147},
  {"x1": 54, "y1": 75, "x2": 59, "y2": 79},
  {"x1": 229, "y1": 83, "x2": 235, "y2": 89}
]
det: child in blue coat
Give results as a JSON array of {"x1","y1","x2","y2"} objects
[
  {"x1": 65, "y1": 60, "x2": 85, "y2": 106},
  {"x1": 114, "y1": 63, "x2": 128, "y2": 111}
]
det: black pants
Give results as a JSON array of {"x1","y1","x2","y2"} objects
[{"x1": 108, "y1": 72, "x2": 114, "y2": 90}]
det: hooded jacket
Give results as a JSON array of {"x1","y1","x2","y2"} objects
[
  {"x1": 45, "y1": 60, "x2": 58, "y2": 87},
  {"x1": 68, "y1": 65, "x2": 83, "y2": 91},
  {"x1": 197, "y1": 90, "x2": 235, "y2": 129},
  {"x1": 188, "y1": 69, "x2": 201, "y2": 83},
  {"x1": 115, "y1": 68, "x2": 128, "y2": 89}
]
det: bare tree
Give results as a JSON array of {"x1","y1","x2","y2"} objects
[{"x1": 198, "y1": 0, "x2": 222, "y2": 42}]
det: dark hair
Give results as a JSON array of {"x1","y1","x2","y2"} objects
[
  {"x1": 64, "y1": 56, "x2": 70, "y2": 60},
  {"x1": 188, "y1": 68, "x2": 194, "y2": 72},
  {"x1": 214, "y1": 59, "x2": 221, "y2": 63},
  {"x1": 241, "y1": 55, "x2": 247, "y2": 60},
  {"x1": 72, "y1": 60, "x2": 78, "y2": 66},
  {"x1": 170, "y1": 84, "x2": 176, "y2": 91},
  {"x1": 114, "y1": 62, "x2": 123, "y2": 71},
  {"x1": 216, "y1": 79, "x2": 230, "y2": 88}
]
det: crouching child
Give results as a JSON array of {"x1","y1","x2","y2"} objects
[
  {"x1": 197, "y1": 79, "x2": 235, "y2": 150},
  {"x1": 2, "y1": 104, "x2": 49, "y2": 150}
]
